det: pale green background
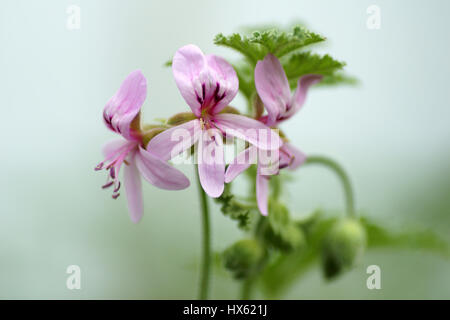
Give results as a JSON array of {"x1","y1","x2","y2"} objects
[{"x1": 1, "y1": 0, "x2": 449, "y2": 299}]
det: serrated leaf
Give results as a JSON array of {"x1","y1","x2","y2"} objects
[
  {"x1": 318, "y1": 73, "x2": 359, "y2": 87},
  {"x1": 253, "y1": 26, "x2": 325, "y2": 58},
  {"x1": 284, "y1": 52, "x2": 345, "y2": 82},
  {"x1": 214, "y1": 33, "x2": 263, "y2": 65},
  {"x1": 282, "y1": 52, "x2": 358, "y2": 88},
  {"x1": 214, "y1": 26, "x2": 325, "y2": 65}
]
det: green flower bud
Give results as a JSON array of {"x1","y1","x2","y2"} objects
[
  {"x1": 263, "y1": 202, "x2": 305, "y2": 252},
  {"x1": 263, "y1": 221, "x2": 305, "y2": 253},
  {"x1": 223, "y1": 239, "x2": 264, "y2": 279},
  {"x1": 322, "y1": 218, "x2": 367, "y2": 279}
]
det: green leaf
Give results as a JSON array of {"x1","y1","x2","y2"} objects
[
  {"x1": 214, "y1": 26, "x2": 325, "y2": 65},
  {"x1": 282, "y1": 52, "x2": 357, "y2": 88},
  {"x1": 252, "y1": 26, "x2": 325, "y2": 58},
  {"x1": 233, "y1": 62, "x2": 255, "y2": 101},
  {"x1": 362, "y1": 217, "x2": 450, "y2": 257},
  {"x1": 319, "y1": 73, "x2": 359, "y2": 87},
  {"x1": 283, "y1": 52, "x2": 345, "y2": 86}
]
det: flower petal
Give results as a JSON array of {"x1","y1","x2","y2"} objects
[
  {"x1": 124, "y1": 151, "x2": 143, "y2": 223},
  {"x1": 198, "y1": 129, "x2": 225, "y2": 198},
  {"x1": 102, "y1": 139, "x2": 132, "y2": 159},
  {"x1": 205, "y1": 54, "x2": 239, "y2": 114},
  {"x1": 172, "y1": 45, "x2": 207, "y2": 116},
  {"x1": 282, "y1": 143, "x2": 307, "y2": 170},
  {"x1": 225, "y1": 146, "x2": 258, "y2": 183},
  {"x1": 256, "y1": 168, "x2": 269, "y2": 216},
  {"x1": 255, "y1": 54, "x2": 291, "y2": 126},
  {"x1": 146, "y1": 119, "x2": 200, "y2": 161},
  {"x1": 214, "y1": 113, "x2": 283, "y2": 151},
  {"x1": 284, "y1": 74, "x2": 322, "y2": 119},
  {"x1": 103, "y1": 70, "x2": 147, "y2": 140},
  {"x1": 135, "y1": 146, "x2": 190, "y2": 190}
]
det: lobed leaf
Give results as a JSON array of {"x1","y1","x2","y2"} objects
[{"x1": 214, "y1": 26, "x2": 325, "y2": 65}]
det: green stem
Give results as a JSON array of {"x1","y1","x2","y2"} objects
[
  {"x1": 196, "y1": 166, "x2": 211, "y2": 300},
  {"x1": 241, "y1": 278, "x2": 253, "y2": 300},
  {"x1": 239, "y1": 215, "x2": 267, "y2": 300},
  {"x1": 304, "y1": 155, "x2": 356, "y2": 217}
]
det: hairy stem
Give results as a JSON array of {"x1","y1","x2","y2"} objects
[
  {"x1": 304, "y1": 155, "x2": 356, "y2": 217},
  {"x1": 196, "y1": 166, "x2": 211, "y2": 300}
]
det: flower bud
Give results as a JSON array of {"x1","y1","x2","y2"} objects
[
  {"x1": 223, "y1": 239, "x2": 264, "y2": 279},
  {"x1": 322, "y1": 218, "x2": 366, "y2": 279},
  {"x1": 167, "y1": 112, "x2": 197, "y2": 126},
  {"x1": 263, "y1": 202, "x2": 305, "y2": 252},
  {"x1": 263, "y1": 220, "x2": 305, "y2": 253}
]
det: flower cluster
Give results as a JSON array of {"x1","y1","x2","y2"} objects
[{"x1": 95, "y1": 45, "x2": 321, "y2": 223}]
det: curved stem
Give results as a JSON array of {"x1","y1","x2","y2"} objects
[
  {"x1": 304, "y1": 155, "x2": 356, "y2": 218},
  {"x1": 195, "y1": 166, "x2": 211, "y2": 300}
]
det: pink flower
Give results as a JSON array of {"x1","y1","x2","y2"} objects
[
  {"x1": 147, "y1": 45, "x2": 282, "y2": 198},
  {"x1": 255, "y1": 54, "x2": 322, "y2": 126},
  {"x1": 225, "y1": 54, "x2": 322, "y2": 215},
  {"x1": 96, "y1": 70, "x2": 190, "y2": 223}
]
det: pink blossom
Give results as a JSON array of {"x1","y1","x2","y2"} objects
[
  {"x1": 226, "y1": 54, "x2": 321, "y2": 215},
  {"x1": 147, "y1": 45, "x2": 282, "y2": 198},
  {"x1": 96, "y1": 70, "x2": 190, "y2": 223},
  {"x1": 255, "y1": 54, "x2": 322, "y2": 126}
]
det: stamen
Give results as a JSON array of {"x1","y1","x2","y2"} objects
[
  {"x1": 110, "y1": 167, "x2": 116, "y2": 179},
  {"x1": 102, "y1": 181, "x2": 114, "y2": 189},
  {"x1": 95, "y1": 162, "x2": 104, "y2": 171},
  {"x1": 112, "y1": 193, "x2": 120, "y2": 199},
  {"x1": 202, "y1": 83, "x2": 206, "y2": 100},
  {"x1": 113, "y1": 181, "x2": 121, "y2": 193},
  {"x1": 279, "y1": 163, "x2": 289, "y2": 170},
  {"x1": 200, "y1": 118, "x2": 205, "y2": 130}
]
